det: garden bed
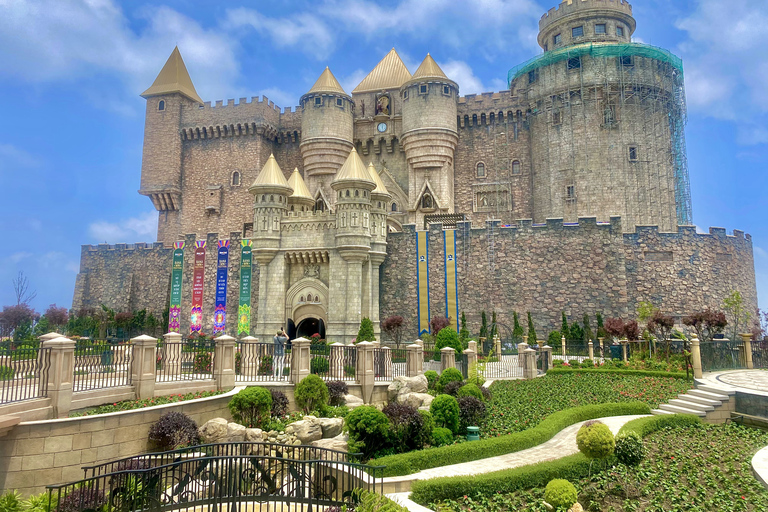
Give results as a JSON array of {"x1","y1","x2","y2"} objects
[{"x1": 69, "y1": 390, "x2": 223, "y2": 417}]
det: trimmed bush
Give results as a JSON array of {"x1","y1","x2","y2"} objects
[
  {"x1": 357, "y1": 317, "x2": 376, "y2": 342},
  {"x1": 614, "y1": 431, "x2": 645, "y2": 466},
  {"x1": 270, "y1": 389, "x2": 289, "y2": 418},
  {"x1": 618, "y1": 412, "x2": 701, "y2": 437},
  {"x1": 544, "y1": 479, "x2": 578, "y2": 511},
  {"x1": 546, "y1": 367, "x2": 689, "y2": 379},
  {"x1": 458, "y1": 396, "x2": 486, "y2": 434},
  {"x1": 327, "y1": 380, "x2": 349, "y2": 407},
  {"x1": 431, "y1": 427, "x2": 454, "y2": 447},
  {"x1": 310, "y1": 356, "x2": 330, "y2": 375},
  {"x1": 436, "y1": 367, "x2": 463, "y2": 392},
  {"x1": 430, "y1": 394, "x2": 460, "y2": 434},
  {"x1": 576, "y1": 420, "x2": 615, "y2": 460},
  {"x1": 58, "y1": 488, "x2": 107, "y2": 512},
  {"x1": 435, "y1": 327, "x2": 463, "y2": 355},
  {"x1": 480, "y1": 386, "x2": 492, "y2": 402},
  {"x1": 419, "y1": 410, "x2": 435, "y2": 438},
  {"x1": 370, "y1": 401, "x2": 650, "y2": 477},
  {"x1": 295, "y1": 374, "x2": 329, "y2": 414},
  {"x1": 148, "y1": 412, "x2": 200, "y2": 450},
  {"x1": 228, "y1": 386, "x2": 272, "y2": 428},
  {"x1": 346, "y1": 405, "x2": 391, "y2": 460},
  {"x1": 424, "y1": 370, "x2": 439, "y2": 390},
  {"x1": 457, "y1": 383, "x2": 483, "y2": 400},
  {"x1": 383, "y1": 403, "x2": 429, "y2": 452},
  {"x1": 580, "y1": 358, "x2": 594, "y2": 368},
  {"x1": 443, "y1": 380, "x2": 464, "y2": 397}
]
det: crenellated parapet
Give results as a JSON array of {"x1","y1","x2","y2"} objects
[{"x1": 539, "y1": 0, "x2": 633, "y2": 30}]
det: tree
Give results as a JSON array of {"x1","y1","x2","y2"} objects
[
  {"x1": 637, "y1": 301, "x2": 657, "y2": 324},
  {"x1": 561, "y1": 312, "x2": 569, "y2": 338},
  {"x1": 44, "y1": 304, "x2": 68, "y2": 332},
  {"x1": 624, "y1": 320, "x2": 640, "y2": 341},
  {"x1": 489, "y1": 311, "x2": 498, "y2": 340},
  {"x1": 435, "y1": 326, "x2": 462, "y2": 354},
  {"x1": 381, "y1": 315, "x2": 406, "y2": 348},
  {"x1": 0, "y1": 303, "x2": 39, "y2": 339},
  {"x1": 569, "y1": 321, "x2": 583, "y2": 342},
  {"x1": 604, "y1": 318, "x2": 625, "y2": 341},
  {"x1": 512, "y1": 311, "x2": 524, "y2": 340},
  {"x1": 458, "y1": 312, "x2": 470, "y2": 349},
  {"x1": 723, "y1": 290, "x2": 751, "y2": 341},
  {"x1": 12, "y1": 271, "x2": 36, "y2": 305},
  {"x1": 583, "y1": 313, "x2": 593, "y2": 343},
  {"x1": 596, "y1": 312, "x2": 607, "y2": 340},
  {"x1": 479, "y1": 311, "x2": 488, "y2": 339},
  {"x1": 683, "y1": 309, "x2": 727, "y2": 343},
  {"x1": 430, "y1": 316, "x2": 450, "y2": 336},
  {"x1": 527, "y1": 312, "x2": 537, "y2": 343},
  {"x1": 356, "y1": 317, "x2": 376, "y2": 342},
  {"x1": 647, "y1": 311, "x2": 675, "y2": 361}
]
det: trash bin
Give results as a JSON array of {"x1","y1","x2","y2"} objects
[
  {"x1": 609, "y1": 345, "x2": 622, "y2": 360},
  {"x1": 466, "y1": 426, "x2": 480, "y2": 441}
]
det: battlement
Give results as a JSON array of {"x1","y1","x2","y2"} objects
[
  {"x1": 540, "y1": 0, "x2": 633, "y2": 30},
  {"x1": 283, "y1": 210, "x2": 335, "y2": 220},
  {"x1": 180, "y1": 94, "x2": 304, "y2": 133}
]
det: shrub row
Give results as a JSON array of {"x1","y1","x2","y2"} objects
[
  {"x1": 371, "y1": 401, "x2": 650, "y2": 476},
  {"x1": 545, "y1": 367, "x2": 689, "y2": 380},
  {"x1": 353, "y1": 489, "x2": 409, "y2": 512},
  {"x1": 410, "y1": 412, "x2": 701, "y2": 506}
]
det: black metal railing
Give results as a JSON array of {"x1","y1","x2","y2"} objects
[
  {"x1": 73, "y1": 341, "x2": 132, "y2": 392},
  {"x1": 156, "y1": 340, "x2": 215, "y2": 382},
  {"x1": 0, "y1": 346, "x2": 50, "y2": 404},
  {"x1": 309, "y1": 344, "x2": 356, "y2": 381},
  {"x1": 51, "y1": 450, "x2": 383, "y2": 512},
  {"x1": 752, "y1": 340, "x2": 768, "y2": 369},
  {"x1": 564, "y1": 339, "x2": 589, "y2": 357},
  {"x1": 390, "y1": 348, "x2": 408, "y2": 379},
  {"x1": 236, "y1": 342, "x2": 291, "y2": 382},
  {"x1": 373, "y1": 349, "x2": 391, "y2": 381}
]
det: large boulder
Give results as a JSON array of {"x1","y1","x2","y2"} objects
[
  {"x1": 316, "y1": 417, "x2": 344, "y2": 438},
  {"x1": 227, "y1": 422, "x2": 246, "y2": 442},
  {"x1": 198, "y1": 418, "x2": 228, "y2": 443},
  {"x1": 399, "y1": 392, "x2": 434, "y2": 409},
  {"x1": 344, "y1": 394, "x2": 364, "y2": 408},
  {"x1": 387, "y1": 375, "x2": 428, "y2": 401},
  {"x1": 311, "y1": 433, "x2": 349, "y2": 454},
  {"x1": 245, "y1": 428, "x2": 263, "y2": 443},
  {"x1": 286, "y1": 417, "x2": 323, "y2": 444}
]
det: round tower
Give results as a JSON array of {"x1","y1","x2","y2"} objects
[
  {"x1": 400, "y1": 54, "x2": 458, "y2": 221},
  {"x1": 300, "y1": 67, "x2": 354, "y2": 210},
  {"x1": 331, "y1": 148, "x2": 376, "y2": 260},
  {"x1": 248, "y1": 154, "x2": 292, "y2": 265},
  {"x1": 367, "y1": 162, "x2": 391, "y2": 255},
  {"x1": 538, "y1": 0, "x2": 635, "y2": 51}
]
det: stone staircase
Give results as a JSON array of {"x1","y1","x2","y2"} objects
[{"x1": 652, "y1": 380, "x2": 735, "y2": 424}]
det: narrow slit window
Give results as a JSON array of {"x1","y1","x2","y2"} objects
[
  {"x1": 512, "y1": 160, "x2": 521, "y2": 174},
  {"x1": 443, "y1": 85, "x2": 450, "y2": 95},
  {"x1": 629, "y1": 146, "x2": 638, "y2": 161},
  {"x1": 158, "y1": 100, "x2": 165, "y2": 111},
  {"x1": 476, "y1": 162, "x2": 486, "y2": 178}
]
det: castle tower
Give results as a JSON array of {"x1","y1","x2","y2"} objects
[
  {"x1": 400, "y1": 54, "x2": 459, "y2": 225},
  {"x1": 367, "y1": 163, "x2": 391, "y2": 338},
  {"x1": 538, "y1": 0, "x2": 635, "y2": 51},
  {"x1": 287, "y1": 168, "x2": 315, "y2": 212},
  {"x1": 329, "y1": 148, "x2": 376, "y2": 339},
  {"x1": 139, "y1": 47, "x2": 204, "y2": 243},
  {"x1": 300, "y1": 67, "x2": 354, "y2": 212},
  {"x1": 249, "y1": 154, "x2": 293, "y2": 340}
]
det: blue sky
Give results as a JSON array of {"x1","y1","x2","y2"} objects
[{"x1": 0, "y1": 0, "x2": 766, "y2": 314}]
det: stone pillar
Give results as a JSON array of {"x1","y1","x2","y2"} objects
[
  {"x1": 517, "y1": 342, "x2": 528, "y2": 367},
  {"x1": 691, "y1": 334, "x2": 702, "y2": 379},
  {"x1": 213, "y1": 335, "x2": 236, "y2": 391},
  {"x1": 381, "y1": 346, "x2": 393, "y2": 379},
  {"x1": 522, "y1": 335, "x2": 528, "y2": 345},
  {"x1": 162, "y1": 332, "x2": 183, "y2": 377},
  {"x1": 561, "y1": 336, "x2": 566, "y2": 359},
  {"x1": 523, "y1": 348, "x2": 537, "y2": 380},
  {"x1": 494, "y1": 336, "x2": 501, "y2": 359},
  {"x1": 622, "y1": 340, "x2": 628, "y2": 362},
  {"x1": 406, "y1": 344, "x2": 420, "y2": 377},
  {"x1": 416, "y1": 342, "x2": 424, "y2": 374},
  {"x1": 440, "y1": 347, "x2": 456, "y2": 372},
  {"x1": 239, "y1": 336, "x2": 259, "y2": 379},
  {"x1": 43, "y1": 337, "x2": 76, "y2": 418},
  {"x1": 741, "y1": 333, "x2": 754, "y2": 370},
  {"x1": 598, "y1": 338, "x2": 605, "y2": 358},
  {"x1": 468, "y1": 340, "x2": 477, "y2": 354},
  {"x1": 588, "y1": 340, "x2": 594, "y2": 360},
  {"x1": 330, "y1": 342, "x2": 345, "y2": 379},
  {"x1": 542, "y1": 345, "x2": 553, "y2": 370},
  {"x1": 291, "y1": 337, "x2": 311, "y2": 384},
  {"x1": 130, "y1": 335, "x2": 157, "y2": 400},
  {"x1": 479, "y1": 337, "x2": 486, "y2": 355},
  {"x1": 355, "y1": 341, "x2": 375, "y2": 403},
  {"x1": 38, "y1": 332, "x2": 61, "y2": 343},
  {"x1": 464, "y1": 347, "x2": 477, "y2": 380}
]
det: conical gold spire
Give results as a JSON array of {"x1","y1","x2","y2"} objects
[
  {"x1": 141, "y1": 47, "x2": 204, "y2": 104},
  {"x1": 308, "y1": 67, "x2": 347, "y2": 95},
  {"x1": 412, "y1": 53, "x2": 448, "y2": 80},
  {"x1": 352, "y1": 48, "x2": 412, "y2": 93},
  {"x1": 367, "y1": 163, "x2": 390, "y2": 198},
  {"x1": 287, "y1": 168, "x2": 314, "y2": 206},
  {"x1": 249, "y1": 154, "x2": 293, "y2": 195},
  {"x1": 332, "y1": 148, "x2": 375, "y2": 187}
]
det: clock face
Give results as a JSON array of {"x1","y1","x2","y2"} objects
[{"x1": 377, "y1": 122, "x2": 387, "y2": 133}]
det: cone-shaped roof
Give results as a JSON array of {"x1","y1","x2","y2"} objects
[
  {"x1": 412, "y1": 53, "x2": 448, "y2": 80},
  {"x1": 367, "y1": 163, "x2": 390, "y2": 198},
  {"x1": 307, "y1": 67, "x2": 347, "y2": 95},
  {"x1": 352, "y1": 48, "x2": 412, "y2": 93},
  {"x1": 287, "y1": 168, "x2": 314, "y2": 204},
  {"x1": 141, "y1": 47, "x2": 204, "y2": 104},
  {"x1": 332, "y1": 148, "x2": 375, "y2": 189},
  {"x1": 249, "y1": 154, "x2": 293, "y2": 195}
]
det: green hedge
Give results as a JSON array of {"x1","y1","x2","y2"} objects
[
  {"x1": 546, "y1": 367, "x2": 689, "y2": 380},
  {"x1": 353, "y1": 489, "x2": 409, "y2": 512},
  {"x1": 410, "y1": 412, "x2": 699, "y2": 506},
  {"x1": 371, "y1": 401, "x2": 650, "y2": 476}
]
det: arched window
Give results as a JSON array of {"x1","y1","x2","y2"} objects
[
  {"x1": 392, "y1": 203, "x2": 397, "y2": 212},
  {"x1": 355, "y1": 190, "x2": 359, "y2": 197},
  {"x1": 315, "y1": 198, "x2": 325, "y2": 212},
  {"x1": 290, "y1": 205, "x2": 294, "y2": 211},
  {"x1": 158, "y1": 100, "x2": 165, "y2": 111},
  {"x1": 345, "y1": 190, "x2": 350, "y2": 197},
  {"x1": 231, "y1": 171, "x2": 241, "y2": 186},
  {"x1": 261, "y1": 195, "x2": 266, "y2": 202},
  {"x1": 314, "y1": 295, "x2": 319, "y2": 302},
  {"x1": 269, "y1": 195, "x2": 274, "y2": 202},
  {"x1": 421, "y1": 193, "x2": 433, "y2": 209},
  {"x1": 476, "y1": 162, "x2": 486, "y2": 178},
  {"x1": 300, "y1": 296, "x2": 305, "y2": 302},
  {"x1": 512, "y1": 160, "x2": 521, "y2": 174}
]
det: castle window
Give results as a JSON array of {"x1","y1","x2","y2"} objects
[
  {"x1": 403, "y1": 89, "x2": 409, "y2": 100},
  {"x1": 567, "y1": 56, "x2": 581, "y2": 70},
  {"x1": 595, "y1": 24, "x2": 606, "y2": 35},
  {"x1": 544, "y1": 43, "x2": 548, "y2": 52},
  {"x1": 315, "y1": 198, "x2": 325, "y2": 212},
  {"x1": 355, "y1": 190, "x2": 359, "y2": 197},
  {"x1": 158, "y1": 100, "x2": 165, "y2": 111},
  {"x1": 270, "y1": 195, "x2": 274, "y2": 202},
  {"x1": 314, "y1": 97, "x2": 322, "y2": 106},
  {"x1": 443, "y1": 85, "x2": 450, "y2": 95},
  {"x1": 261, "y1": 195, "x2": 266, "y2": 202},
  {"x1": 300, "y1": 296, "x2": 305, "y2": 302},
  {"x1": 231, "y1": 171, "x2": 241, "y2": 187},
  {"x1": 336, "y1": 98, "x2": 343, "y2": 107},
  {"x1": 472, "y1": 114, "x2": 478, "y2": 125},
  {"x1": 378, "y1": 201, "x2": 381, "y2": 208},
  {"x1": 572, "y1": 26, "x2": 583, "y2": 38},
  {"x1": 419, "y1": 84, "x2": 428, "y2": 94},
  {"x1": 616, "y1": 26, "x2": 625, "y2": 37},
  {"x1": 476, "y1": 162, "x2": 486, "y2": 178},
  {"x1": 566, "y1": 185, "x2": 576, "y2": 201},
  {"x1": 629, "y1": 146, "x2": 638, "y2": 161},
  {"x1": 553, "y1": 110, "x2": 562, "y2": 125},
  {"x1": 364, "y1": 191, "x2": 367, "y2": 197},
  {"x1": 553, "y1": 33, "x2": 561, "y2": 45},
  {"x1": 512, "y1": 160, "x2": 521, "y2": 174},
  {"x1": 345, "y1": 190, "x2": 350, "y2": 197},
  {"x1": 421, "y1": 193, "x2": 433, "y2": 209},
  {"x1": 528, "y1": 69, "x2": 538, "y2": 84},
  {"x1": 392, "y1": 203, "x2": 397, "y2": 212},
  {"x1": 621, "y1": 55, "x2": 634, "y2": 67},
  {"x1": 290, "y1": 205, "x2": 294, "y2": 211}
]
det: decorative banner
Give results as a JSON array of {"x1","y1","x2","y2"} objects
[
  {"x1": 416, "y1": 230, "x2": 430, "y2": 336},
  {"x1": 190, "y1": 240, "x2": 207, "y2": 333},
  {"x1": 213, "y1": 240, "x2": 230, "y2": 334},
  {"x1": 444, "y1": 230, "x2": 459, "y2": 332},
  {"x1": 168, "y1": 241, "x2": 185, "y2": 333},
  {"x1": 238, "y1": 240, "x2": 253, "y2": 335}
]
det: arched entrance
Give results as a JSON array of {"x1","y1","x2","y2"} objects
[{"x1": 296, "y1": 317, "x2": 325, "y2": 339}]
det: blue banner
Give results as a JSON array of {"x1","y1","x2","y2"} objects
[{"x1": 213, "y1": 240, "x2": 230, "y2": 333}]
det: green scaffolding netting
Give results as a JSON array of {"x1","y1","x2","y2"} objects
[{"x1": 508, "y1": 42, "x2": 684, "y2": 84}]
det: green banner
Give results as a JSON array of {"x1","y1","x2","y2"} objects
[
  {"x1": 238, "y1": 240, "x2": 253, "y2": 335},
  {"x1": 168, "y1": 241, "x2": 185, "y2": 333}
]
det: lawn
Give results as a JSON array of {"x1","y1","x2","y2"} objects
[{"x1": 481, "y1": 374, "x2": 692, "y2": 438}]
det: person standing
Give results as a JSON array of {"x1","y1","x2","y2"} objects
[{"x1": 274, "y1": 328, "x2": 288, "y2": 378}]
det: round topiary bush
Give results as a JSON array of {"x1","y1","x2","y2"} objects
[
  {"x1": 424, "y1": 370, "x2": 439, "y2": 390},
  {"x1": 228, "y1": 386, "x2": 272, "y2": 428},
  {"x1": 270, "y1": 389, "x2": 289, "y2": 418},
  {"x1": 148, "y1": 411, "x2": 200, "y2": 450},
  {"x1": 576, "y1": 420, "x2": 615, "y2": 460},
  {"x1": 544, "y1": 479, "x2": 578, "y2": 511},
  {"x1": 435, "y1": 327, "x2": 463, "y2": 355},
  {"x1": 295, "y1": 374, "x2": 329, "y2": 414},
  {"x1": 430, "y1": 394, "x2": 460, "y2": 434},
  {"x1": 443, "y1": 380, "x2": 464, "y2": 397},
  {"x1": 457, "y1": 395, "x2": 486, "y2": 434},
  {"x1": 382, "y1": 403, "x2": 428, "y2": 452},
  {"x1": 346, "y1": 405, "x2": 391, "y2": 460},
  {"x1": 615, "y1": 432, "x2": 646, "y2": 466},
  {"x1": 436, "y1": 367, "x2": 463, "y2": 392},
  {"x1": 327, "y1": 380, "x2": 349, "y2": 407},
  {"x1": 430, "y1": 427, "x2": 454, "y2": 447},
  {"x1": 457, "y1": 382, "x2": 483, "y2": 400}
]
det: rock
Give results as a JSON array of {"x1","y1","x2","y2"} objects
[
  {"x1": 244, "y1": 428, "x2": 263, "y2": 443},
  {"x1": 344, "y1": 394, "x2": 364, "y2": 408},
  {"x1": 399, "y1": 392, "x2": 434, "y2": 409},
  {"x1": 387, "y1": 375, "x2": 428, "y2": 401},
  {"x1": 316, "y1": 417, "x2": 344, "y2": 438},
  {"x1": 198, "y1": 418, "x2": 228, "y2": 443},
  {"x1": 227, "y1": 422, "x2": 246, "y2": 442},
  {"x1": 290, "y1": 418, "x2": 323, "y2": 444},
  {"x1": 568, "y1": 504, "x2": 583, "y2": 512},
  {"x1": 311, "y1": 433, "x2": 349, "y2": 453}
]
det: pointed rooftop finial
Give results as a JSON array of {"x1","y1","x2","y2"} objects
[
  {"x1": 353, "y1": 48, "x2": 412, "y2": 93},
  {"x1": 249, "y1": 154, "x2": 293, "y2": 195},
  {"x1": 412, "y1": 53, "x2": 448, "y2": 80},
  {"x1": 308, "y1": 67, "x2": 347, "y2": 95},
  {"x1": 141, "y1": 47, "x2": 204, "y2": 104}
]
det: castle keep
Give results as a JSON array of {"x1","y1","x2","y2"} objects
[{"x1": 73, "y1": 0, "x2": 757, "y2": 340}]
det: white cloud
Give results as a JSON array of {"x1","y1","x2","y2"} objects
[
  {"x1": 7, "y1": 252, "x2": 33, "y2": 264},
  {"x1": 257, "y1": 88, "x2": 300, "y2": 110},
  {"x1": 756, "y1": 247, "x2": 768, "y2": 260},
  {"x1": 37, "y1": 251, "x2": 79, "y2": 274},
  {"x1": 438, "y1": 61, "x2": 508, "y2": 95},
  {"x1": 0, "y1": 143, "x2": 40, "y2": 170},
  {"x1": 88, "y1": 212, "x2": 157, "y2": 244}
]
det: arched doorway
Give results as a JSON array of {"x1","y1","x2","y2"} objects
[{"x1": 296, "y1": 317, "x2": 325, "y2": 340}]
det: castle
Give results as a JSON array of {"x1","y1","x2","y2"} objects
[{"x1": 73, "y1": 0, "x2": 758, "y2": 341}]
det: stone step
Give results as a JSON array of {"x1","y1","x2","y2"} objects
[
  {"x1": 688, "y1": 389, "x2": 731, "y2": 402},
  {"x1": 651, "y1": 409, "x2": 674, "y2": 416},
  {"x1": 669, "y1": 398, "x2": 714, "y2": 412},
  {"x1": 679, "y1": 393, "x2": 721, "y2": 406},
  {"x1": 696, "y1": 384, "x2": 736, "y2": 396},
  {"x1": 659, "y1": 403, "x2": 707, "y2": 417}
]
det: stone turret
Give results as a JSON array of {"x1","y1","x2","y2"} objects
[
  {"x1": 367, "y1": 162, "x2": 391, "y2": 253},
  {"x1": 249, "y1": 154, "x2": 291, "y2": 265},
  {"x1": 331, "y1": 148, "x2": 375, "y2": 261},
  {"x1": 139, "y1": 47, "x2": 203, "y2": 243},
  {"x1": 538, "y1": 0, "x2": 635, "y2": 51},
  {"x1": 300, "y1": 67, "x2": 354, "y2": 210},
  {"x1": 287, "y1": 168, "x2": 314, "y2": 212}
]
